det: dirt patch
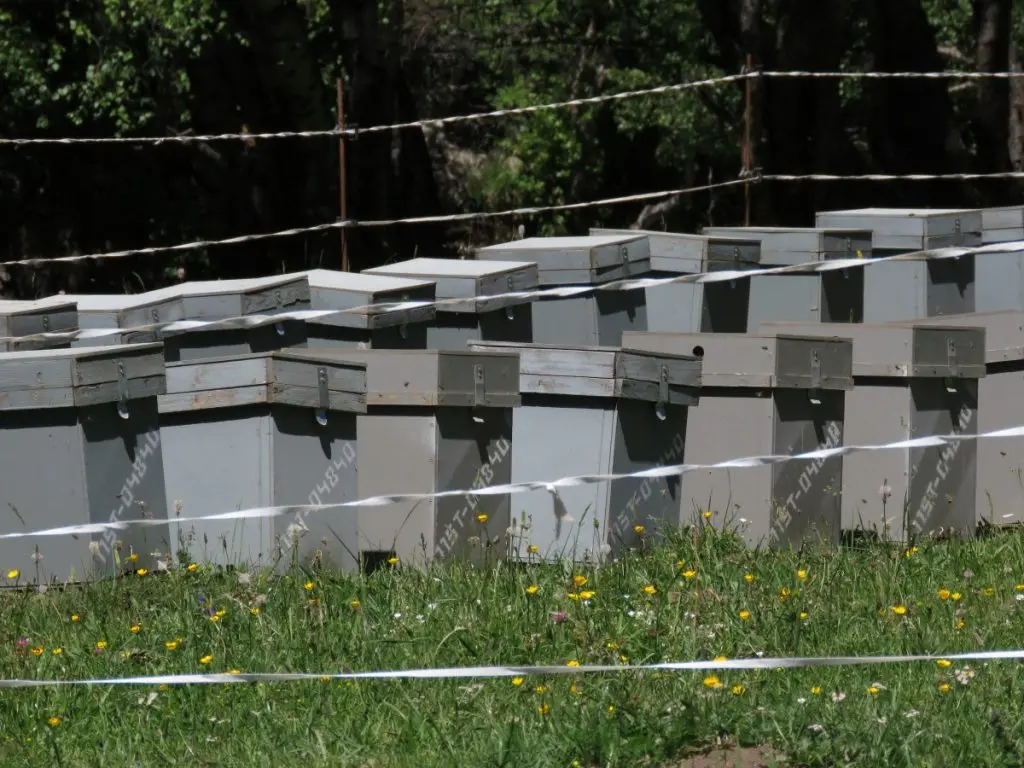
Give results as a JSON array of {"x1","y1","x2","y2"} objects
[{"x1": 664, "y1": 745, "x2": 787, "y2": 768}]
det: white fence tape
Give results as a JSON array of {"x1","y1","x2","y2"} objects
[
  {"x1": 1, "y1": 424, "x2": 1022, "y2": 542},
  {"x1": 6, "y1": 239, "x2": 1023, "y2": 347},
  {"x1": 1, "y1": 649, "x2": 1023, "y2": 688}
]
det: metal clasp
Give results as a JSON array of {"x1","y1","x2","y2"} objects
[
  {"x1": 473, "y1": 364, "x2": 486, "y2": 406},
  {"x1": 116, "y1": 361, "x2": 130, "y2": 419},
  {"x1": 809, "y1": 349, "x2": 822, "y2": 405},
  {"x1": 945, "y1": 338, "x2": 958, "y2": 392},
  {"x1": 315, "y1": 366, "x2": 329, "y2": 426}
]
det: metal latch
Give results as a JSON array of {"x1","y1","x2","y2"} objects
[
  {"x1": 945, "y1": 338, "x2": 958, "y2": 392},
  {"x1": 274, "y1": 289, "x2": 283, "y2": 309},
  {"x1": 845, "y1": 237, "x2": 852, "y2": 256},
  {"x1": 116, "y1": 361, "x2": 130, "y2": 419},
  {"x1": 473, "y1": 364, "x2": 486, "y2": 406},
  {"x1": 315, "y1": 366, "x2": 329, "y2": 426},
  {"x1": 809, "y1": 349, "x2": 822, "y2": 405},
  {"x1": 399, "y1": 293, "x2": 409, "y2": 339},
  {"x1": 619, "y1": 244, "x2": 629, "y2": 262},
  {"x1": 954, "y1": 217, "x2": 963, "y2": 246},
  {"x1": 655, "y1": 366, "x2": 670, "y2": 421},
  {"x1": 504, "y1": 275, "x2": 515, "y2": 320},
  {"x1": 151, "y1": 308, "x2": 160, "y2": 324},
  {"x1": 41, "y1": 315, "x2": 50, "y2": 332}
]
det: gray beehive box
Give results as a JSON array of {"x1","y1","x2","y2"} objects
[
  {"x1": 758, "y1": 321, "x2": 984, "y2": 542},
  {"x1": 468, "y1": 340, "x2": 701, "y2": 563},
  {"x1": 295, "y1": 269, "x2": 436, "y2": 349},
  {"x1": 363, "y1": 258, "x2": 536, "y2": 349},
  {"x1": 145, "y1": 274, "x2": 312, "y2": 361},
  {"x1": 158, "y1": 350, "x2": 367, "y2": 571},
  {"x1": 34, "y1": 291, "x2": 184, "y2": 346},
  {"x1": 282, "y1": 347, "x2": 521, "y2": 568},
  {"x1": 0, "y1": 298, "x2": 79, "y2": 351},
  {"x1": 814, "y1": 208, "x2": 980, "y2": 322},
  {"x1": 0, "y1": 343, "x2": 169, "y2": 582},
  {"x1": 901, "y1": 310, "x2": 1024, "y2": 529},
  {"x1": 703, "y1": 227, "x2": 873, "y2": 328},
  {"x1": 475, "y1": 235, "x2": 651, "y2": 346},
  {"x1": 981, "y1": 206, "x2": 1024, "y2": 244},
  {"x1": 623, "y1": 331, "x2": 852, "y2": 548},
  {"x1": 590, "y1": 228, "x2": 761, "y2": 333}
]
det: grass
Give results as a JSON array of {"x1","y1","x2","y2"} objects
[{"x1": 3, "y1": 527, "x2": 1024, "y2": 767}]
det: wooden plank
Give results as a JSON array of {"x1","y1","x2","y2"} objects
[
  {"x1": 271, "y1": 357, "x2": 367, "y2": 395},
  {"x1": 271, "y1": 383, "x2": 367, "y2": 414},
  {"x1": 158, "y1": 385, "x2": 269, "y2": 413},
  {"x1": 165, "y1": 356, "x2": 270, "y2": 395},
  {"x1": 519, "y1": 373, "x2": 617, "y2": 398},
  {"x1": 75, "y1": 376, "x2": 166, "y2": 407}
]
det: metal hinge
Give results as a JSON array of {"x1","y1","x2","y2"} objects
[{"x1": 473, "y1": 364, "x2": 486, "y2": 406}]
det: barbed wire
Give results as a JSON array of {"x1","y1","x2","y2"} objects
[
  {"x1": 5, "y1": 170, "x2": 1024, "y2": 268},
  {"x1": 3, "y1": 69, "x2": 1023, "y2": 148}
]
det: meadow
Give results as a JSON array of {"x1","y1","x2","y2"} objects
[{"x1": 3, "y1": 525, "x2": 1024, "y2": 767}]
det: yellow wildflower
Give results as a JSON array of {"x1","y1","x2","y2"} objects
[
  {"x1": 303, "y1": 582, "x2": 314, "y2": 592},
  {"x1": 682, "y1": 569, "x2": 697, "y2": 580},
  {"x1": 867, "y1": 686, "x2": 880, "y2": 696},
  {"x1": 536, "y1": 704, "x2": 550, "y2": 716},
  {"x1": 387, "y1": 556, "x2": 399, "y2": 566},
  {"x1": 951, "y1": 592, "x2": 962, "y2": 601},
  {"x1": 579, "y1": 590, "x2": 596, "y2": 600},
  {"x1": 743, "y1": 573, "x2": 755, "y2": 584},
  {"x1": 938, "y1": 589, "x2": 951, "y2": 600},
  {"x1": 250, "y1": 607, "x2": 261, "y2": 616},
  {"x1": 799, "y1": 611, "x2": 809, "y2": 621},
  {"x1": 228, "y1": 669, "x2": 241, "y2": 675},
  {"x1": 30, "y1": 647, "x2": 43, "y2": 657},
  {"x1": 348, "y1": 600, "x2": 360, "y2": 609},
  {"x1": 130, "y1": 624, "x2": 141, "y2": 634},
  {"x1": 567, "y1": 593, "x2": 580, "y2": 602},
  {"x1": 779, "y1": 587, "x2": 791, "y2": 600},
  {"x1": 525, "y1": 585, "x2": 539, "y2": 595},
  {"x1": 703, "y1": 675, "x2": 723, "y2": 690},
  {"x1": 71, "y1": 614, "x2": 80, "y2": 622},
  {"x1": 165, "y1": 641, "x2": 178, "y2": 651},
  {"x1": 1016, "y1": 584, "x2": 1024, "y2": 592},
  {"x1": 475, "y1": 513, "x2": 488, "y2": 524},
  {"x1": 738, "y1": 610, "x2": 751, "y2": 621},
  {"x1": 6, "y1": 570, "x2": 18, "y2": 579},
  {"x1": 527, "y1": 544, "x2": 538, "y2": 555},
  {"x1": 511, "y1": 677, "x2": 524, "y2": 687},
  {"x1": 675, "y1": 560, "x2": 685, "y2": 568},
  {"x1": 937, "y1": 659, "x2": 952, "y2": 669},
  {"x1": 534, "y1": 684, "x2": 549, "y2": 695},
  {"x1": 702, "y1": 511, "x2": 712, "y2": 520},
  {"x1": 811, "y1": 686, "x2": 821, "y2": 695},
  {"x1": 731, "y1": 684, "x2": 745, "y2": 696},
  {"x1": 713, "y1": 655, "x2": 728, "y2": 662},
  {"x1": 641, "y1": 584, "x2": 657, "y2": 596},
  {"x1": 95, "y1": 641, "x2": 107, "y2": 650},
  {"x1": 47, "y1": 717, "x2": 60, "y2": 728},
  {"x1": 981, "y1": 587, "x2": 995, "y2": 597},
  {"x1": 127, "y1": 554, "x2": 138, "y2": 563},
  {"x1": 51, "y1": 648, "x2": 62, "y2": 656},
  {"x1": 186, "y1": 563, "x2": 198, "y2": 573},
  {"x1": 199, "y1": 655, "x2": 213, "y2": 665},
  {"x1": 607, "y1": 705, "x2": 616, "y2": 714},
  {"x1": 572, "y1": 575, "x2": 588, "y2": 588},
  {"x1": 566, "y1": 660, "x2": 580, "y2": 668},
  {"x1": 955, "y1": 619, "x2": 966, "y2": 630},
  {"x1": 633, "y1": 524, "x2": 645, "y2": 535},
  {"x1": 136, "y1": 568, "x2": 148, "y2": 577},
  {"x1": 938, "y1": 682, "x2": 952, "y2": 694},
  {"x1": 891, "y1": 605, "x2": 908, "y2": 616}
]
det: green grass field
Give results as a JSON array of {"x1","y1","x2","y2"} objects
[{"x1": 3, "y1": 526, "x2": 1024, "y2": 767}]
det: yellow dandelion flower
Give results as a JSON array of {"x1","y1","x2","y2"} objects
[
  {"x1": 779, "y1": 587, "x2": 791, "y2": 600},
  {"x1": 633, "y1": 524, "x2": 645, "y2": 535},
  {"x1": 811, "y1": 686, "x2": 821, "y2": 695},
  {"x1": 186, "y1": 563, "x2": 198, "y2": 573},
  {"x1": 938, "y1": 682, "x2": 952, "y2": 694},
  {"x1": 6, "y1": 569, "x2": 18, "y2": 579},
  {"x1": 525, "y1": 585, "x2": 539, "y2": 595},
  {"x1": 30, "y1": 647, "x2": 43, "y2": 657},
  {"x1": 891, "y1": 605, "x2": 908, "y2": 616},
  {"x1": 867, "y1": 686, "x2": 880, "y2": 695},
  {"x1": 567, "y1": 592, "x2": 580, "y2": 602},
  {"x1": 158, "y1": 684, "x2": 169, "y2": 691},
  {"x1": 95, "y1": 641, "x2": 107, "y2": 650},
  {"x1": 527, "y1": 544, "x2": 539, "y2": 555},
  {"x1": 130, "y1": 624, "x2": 141, "y2": 635},
  {"x1": 250, "y1": 607, "x2": 261, "y2": 616},
  {"x1": 579, "y1": 590, "x2": 596, "y2": 600},
  {"x1": 606, "y1": 641, "x2": 620, "y2": 651},
  {"x1": 511, "y1": 677, "x2": 525, "y2": 687},
  {"x1": 675, "y1": 560, "x2": 685, "y2": 568},
  {"x1": 199, "y1": 655, "x2": 213, "y2": 665},
  {"x1": 713, "y1": 655, "x2": 728, "y2": 662},
  {"x1": 731, "y1": 684, "x2": 745, "y2": 696},
  {"x1": 703, "y1": 675, "x2": 723, "y2": 690},
  {"x1": 165, "y1": 641, "x2": 178, "y2": 651},
  {"x1": 1016, "y1": 584, "x2": 1024, "y2": 592},
  {"x1": 743, "y1": 573, "x2": 755, "y2": 584},
  {"x1": 534, "y1": 684, "x2": 549, "y2": 695},
  {"x1": 303, "y1": 582, "x2": 314, "y2": 592},
  {"x1": 47, "y1": 717, "x2": 60, "y2": 728},
  {"x1": 702, "y1": 510, "x2": 713, "y2": 520},
  {"x1": 937, "y1": 659, "x2": 952, "y2": 668},
  {"x1": 387, "y1": 556, "x2": 399, "y2": 566},
  {"x1": 738, "y1": 610, "x2": 751, "y2": 621},
  {"x1": 619, "y1": 655, "x2": 628, "y2": 664},
  {"x1": 796, "y1": 569, "x2": 808, "y2": 581},
  {"x1": 570, "y1": 683, "x2": 582, "y2": 696},
  {"x1": 572, "y1": 575, "x2": 588, "y2": 588},
  {"x1": 209, "y1": 615, "x2": 220, "y2": 624},
  {"x1": 799, "y1": 611, "x2": 809, "y2": 621},
  {"x1": 607, "y1": 705, "x2": 616, "y2": 714},
  {"x1": 536, "y1": 703, "x2": 550, "y2": 716},
  {"x1": 938, "y1": 589, "x2": 951, "y2": 600},
  {"x1": 215, "y1": 609, "x2": 227, "y2": 618},
  {"x1": 641, "y1": 584, "x2": 657, "y2": 596},
  {"x1": 71, "y1": 614, "x2": 80, "y2": 622},
  {"x1": 228, "y1": 669, "x2": 241, "y2": 675},
  {"x1": 566, "y1": 660, "x2": 580, "y2": 668},
  {"x1": 981, "y1": 587, "x2": 995, "y2": 597},
  {"x1": 955, "y1": 619, "x2": 966, "y2": 630},
  {"x1": 951, "y1": 592, "x2": 962, "y2": 601},
  {"x1": 348, "y1": 600, "x2": 360, "y2": 609},
  {"x1": 51, "y1": 648, "x2": 62, "y2": 656},
  {"x1": 475, "y1": 513, "x2": 488, "y2": 524},
  {"x1": 136, "y1": 568, "x2": 148, "y2": 577},
  {"x1": 682, "y1": 569, "x2": 697, "y2": 580},
  {"x1": 127, "y1": 554, "x2": 138, "y2": 563}
]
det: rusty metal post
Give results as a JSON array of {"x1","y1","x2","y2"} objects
[
  {"x1": 743, "y1": 53, "x2": 754, "y2": 227},
  {"x1": 337, "y1": 77, "x2": 350, "y2": 272}
]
